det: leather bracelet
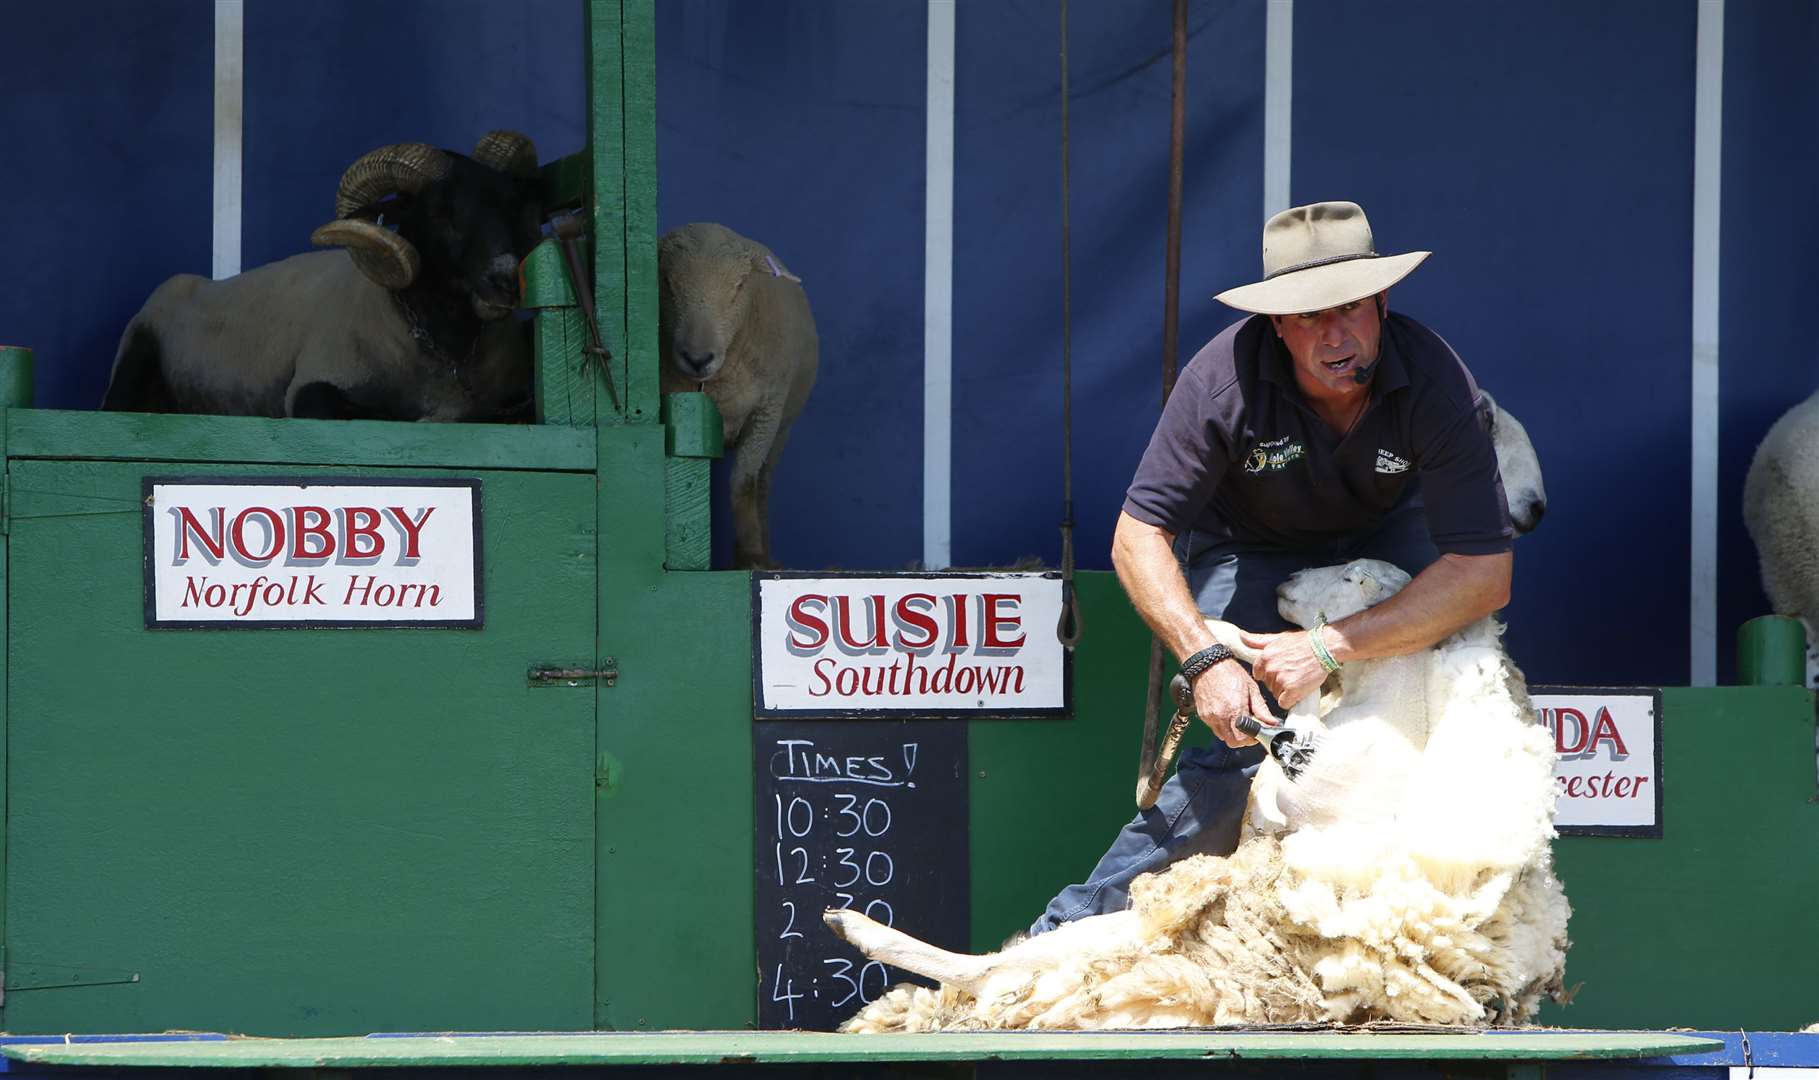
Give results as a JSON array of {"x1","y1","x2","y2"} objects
[
  {"x1": 1180, "y1": 643, "x2": 1234, "y2": 680},
  {"x1": 1309, "y1": 618, "x2": 1342, "y2": 674}
]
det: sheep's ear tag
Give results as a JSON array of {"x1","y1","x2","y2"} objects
[{"x1": 761, "y1": 254, "x2": 802, "y2": 284}]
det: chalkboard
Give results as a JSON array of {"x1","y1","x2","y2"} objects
[{"x1": 754, "y1": 720, "x2": 970, "y2": 1030}]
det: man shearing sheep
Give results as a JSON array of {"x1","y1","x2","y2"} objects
[{"x1": 1031, "y1": 201, "x2": 1514, "y2": 935}]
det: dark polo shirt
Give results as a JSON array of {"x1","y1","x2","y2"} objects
[{"x1": 1123, "y1": 311, "x2": 1513, "y2": 555}]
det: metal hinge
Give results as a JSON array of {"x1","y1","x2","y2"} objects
[{"x1": 528, "y1": 659, "x2": 618, "y2": 688}]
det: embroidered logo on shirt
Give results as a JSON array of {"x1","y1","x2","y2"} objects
[
  {"x1": 1243, "y1": 435, "x2": 1306, "y2": 475},
  {"x1": 1375, "y1": 449, "x2": 1411, "y2": 475}
]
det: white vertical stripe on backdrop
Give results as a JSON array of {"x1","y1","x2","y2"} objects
[
  {"x1": 924, "y1": 0, "x2": 956, "y2": 570},
  {"x1": 212, "y1": 0, "x2": 244, "y2": 280},
  {"x1": 1264, "y1": 0, "x2": 1293, "y2": 217},
  {"x1": 1690, "y1": 0, "x2": 1723, "y2": 685}
]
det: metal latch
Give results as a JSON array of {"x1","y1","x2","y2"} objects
[
  {"x1": 528, "y1": 659, "x2": 618, "y2": 688},
  {"x1": 2, "y1": 961, "x2": 142, "y2": 1005}
]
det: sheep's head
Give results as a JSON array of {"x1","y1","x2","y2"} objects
[
  {"x1": 1480, "y1": 391, "x2": 1547, "y2": 534},
  {"x1": 310, "y1": 131, "x2": 543, "y2": 321},
  {"x1": 658, "y1": 222, "x2": 789, "y2": 382},
  {"x1": 1277, "y1": 558, "x2": 1412, "y2": 628}
]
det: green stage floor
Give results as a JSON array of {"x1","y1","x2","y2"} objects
[{"x1": 0, "y1": 1030, "x2": 1724, "y2": 1068}]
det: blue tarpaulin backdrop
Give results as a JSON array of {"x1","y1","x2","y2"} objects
[{"x1": 4, "y1": 1, "x2": 1817, "y2": 688}]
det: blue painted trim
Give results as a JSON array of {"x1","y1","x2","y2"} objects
[
  {"x1": 361, "y1": 1025, "x2": 603, "y2": 1032},
  {"x1": 1649, "y1": 1031, "x2": 1819, "y2": 1067},
  {"x1": 1553, "y1": 1031, "x2": 1819, "y2": 1080},
  {"x1": 0, "y1": 1035, "x2": 227, "y2": 1075}
]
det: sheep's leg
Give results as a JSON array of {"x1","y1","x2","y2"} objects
[
  {"x1": 1246, "y1": 759, "x2": 1293, "y2": 833},
  {"x1": 1204, "y1": 618, "x2": 1262, "y2": 663},
  {"x1": 729, "y1": 410, "x2": 782, "y2": 569},
  {"x1": 755, "y1": 463, "x2": 775, "y2": 568},
  {"x1": 101, "y1": 323, "x2": 174, "y2": 413},
  {"x1": 754, "y1": 423, "x2": 794, "y2": 569},
  {"x1": 824, "y1": 909, "x2": 994, "y2": 992}
]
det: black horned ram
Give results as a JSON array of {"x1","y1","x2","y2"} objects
[{"x1": 101, "y1": 130, "x2": 543, "y2": 422}]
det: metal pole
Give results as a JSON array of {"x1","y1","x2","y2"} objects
[
  {"x1": 1162, "y1": 0, "x2": 1187, "y2": 404},
  {"x1": 1737, "y1": 615, "x2": 1807, "y2": 687},
  {"x1": 1139, "y1": 0, "x2": 1192, "y2": 809}
]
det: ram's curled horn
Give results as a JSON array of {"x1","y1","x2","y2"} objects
[
  {"x1": 310, "y1": 219, "x2": 421, "y2": 291},
  {"x1": 471, "y1": 130, "x2": 539, "y2": 177},
  {"x1": 332, "y1": 143, "x2": 453, "y2": 219}
]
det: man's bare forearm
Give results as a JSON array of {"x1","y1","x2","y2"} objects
[
  {"x1": 1324, "y1": 550, "x2": 1511, "y2": 663},
  {"x1": 1110, "y1": 511, "x2": 1217, "y2": 662}
]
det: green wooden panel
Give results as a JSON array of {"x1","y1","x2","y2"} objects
[
  {"x1": 585, "y1": 0, "x2": 750, "y2": 1032},
  {"x1": 1738, "y1": 614, "x2": 1807, "y2": 685},
  {"x1": 620, "y1": 0, "x2": 660, "y2": 424},
  {"x1": 660, "y1": 390, "x2": 721, "y2": 572},
  {"x1": 532, "y1": 310, "x2": 595, "y2": 428},
  {"x1": 0, "y1": 1030, "x2": 1724, "y2": 1068},
  {"x1": 662, "y1": 392, "x2": 724, "y2": 459},
  {"x1": 1540, "y1": 685, "x2": 1819, "y2": 1030},
  {"x1": 594, "y1": 422, "x2": 754, "y2": 1029},
  {"x1": 524, "y1": 238, "x2": 599, "y2": 429},
  {"x1": 3, "y1": 459, "x2": 597, "y2": 1036},
  {"x1": 541, "y1": 150, "x2": 591, "y2": 212},
  {"x1": 0, "y1": 408, "x2": 11, "y2": 1023},
  {"x1": 663, "y1": 456, "x2": 711, "y2": 571},
  {"x1": 588, "y1": 0, "x2": 630, "y2": 423},
  {"x1": 6, "y1": 410, "x2": 594, "y2": 472},
  {"x1": 0, "y1": 347, "x2": 32, "y2": 408},
  {"x1": 521, "y1": 238, "x2": 576, "y2": 311}
]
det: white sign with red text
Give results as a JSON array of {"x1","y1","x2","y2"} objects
[
  {"x1": 144, "y1": 479, "x2": 481, "y2": 628},
  {"x1": 754, "y1": 574, "x2": 1069, "y2": 717},
  {"x1": 1531, "y1": 688, "x2": 1662, "y2": 836}
]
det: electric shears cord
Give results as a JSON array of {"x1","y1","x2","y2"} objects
[{"x1": 1136, "y1": 0, "x2": 1192, "y2": 809}]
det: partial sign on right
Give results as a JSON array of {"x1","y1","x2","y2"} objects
[{"x1": 1530, "y1": 687, "x2": 1664, "y2": 838}]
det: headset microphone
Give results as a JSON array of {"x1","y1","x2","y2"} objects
[{"x1": 1350, "y1": 295, "x2": 1389, "y2": 384}]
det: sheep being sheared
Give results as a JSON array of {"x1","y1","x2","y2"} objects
[
  {"x1": 1743, "y1": 388, "x2": 1819, "y2": 685},
  {"x1": 101, "y1": 131, "x2": 542, "y2": 422},
  {"x1": 827, "y1": 558, "x2": 1569, "y2": 1031},
  {"x1": 1210, "y1": 561, "x2": 1431, "y2": 841},
  {"x1": 658, "y1": 222, "x2": 819, "y2": 569}
]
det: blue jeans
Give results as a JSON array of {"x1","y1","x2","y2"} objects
[{"x1": 1027, "y1": 495, "x2": 1441, "y2": 935}]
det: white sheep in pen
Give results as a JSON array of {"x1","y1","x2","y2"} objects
[
  {"x1": 1743, "y1": 387, "x2": 1819, "y2": 685},
  {"x1": 826, "y1": 558, "x2": 1570, "y2": 1031},
  {"x1": 1480, "y1": 390, "x2": 1545, "y2": 534},
  {"x1": 658, "y1": 222, "x2": 819, "y2": 569}
]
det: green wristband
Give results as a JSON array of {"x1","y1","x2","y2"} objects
[{"x1": 1309, "y1": 619, "x2": 1341, "y2": 674}]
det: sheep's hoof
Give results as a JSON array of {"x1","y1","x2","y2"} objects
[{"x1": 823, "y1": 907, "x2": 861, "y2": 943}]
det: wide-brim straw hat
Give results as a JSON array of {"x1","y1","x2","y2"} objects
[{"x1": 1214, "y1": 201, "x2": 1430, "y2": 315}]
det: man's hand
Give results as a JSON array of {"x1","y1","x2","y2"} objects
[
  {"x1": 1191, "y1": 660, "x2": 1281, "y2": 747},
  {"x1": 1238, "y1": 629, "x2": 1330, "y2": 710}
]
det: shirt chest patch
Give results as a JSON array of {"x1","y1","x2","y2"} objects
[
  {"x1": 1375, "y1": 448, "x2": 1411, "y2": 474},
  {"x1": 1243, "y1": 435, "x2": 1306, "y2": 475}
]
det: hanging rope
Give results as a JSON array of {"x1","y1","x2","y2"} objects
[
  {"x1": 1056, "y1": 0, "x2": 1084, "y2": 651},
  {"x1": 1137, "y1": 0, "x2": 1191, "y2": 810}
]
